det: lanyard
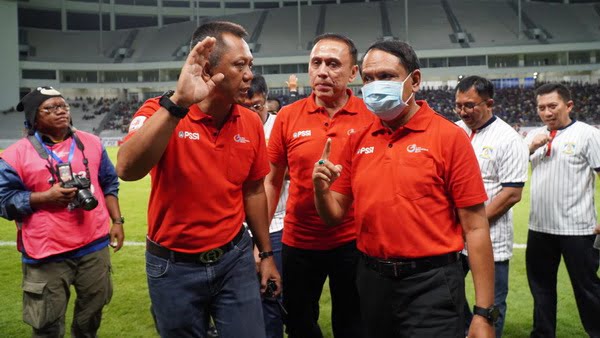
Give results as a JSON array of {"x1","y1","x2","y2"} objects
[{"x1": 34, "y1": 132, "x2": 76, "y2": 164}]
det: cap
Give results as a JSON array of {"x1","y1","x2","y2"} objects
[{"x1": 17, "y1": 86, "x2": 64, "y2": 133}]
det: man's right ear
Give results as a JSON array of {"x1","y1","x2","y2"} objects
[{"x1": 202, "y1": 62, "x2": 213, "y2": 82}]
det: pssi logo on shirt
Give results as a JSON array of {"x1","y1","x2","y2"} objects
[
  {"x1": 234, "y1": 134, "x2": 250, "y2": 143},
  {"x1": 293, "y1": 130, "x2": 312, "y2": 138},
  {"x1": 356, "y1": 146, "x2": 375, "y2": 155},
  {"x1": 178, "y1": 131, "x2": 200, "y2": 140},
  {"x1": 406, "y1": 144, "x2": 429, "y2": 153}
]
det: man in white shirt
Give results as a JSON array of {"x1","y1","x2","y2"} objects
[
  {"x1": 525, "y1": 83, "x2": 600, "y2": 338},
  {"x1": 243, "y1": 74, "x2": 289, "y2": 338},
  {"x1": 455, "y1": 76, "x2": 529, "y2": 338}
]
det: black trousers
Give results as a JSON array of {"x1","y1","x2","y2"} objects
[
  {"x1": 282, "y1": 241, "x2": 365, "y2": 338},
  {"x1": 526, "y1": 230, "x2": 600, "y2": 338},
  {"x1": 357, "y1": 256, "x2": 465, "y2": 338}
]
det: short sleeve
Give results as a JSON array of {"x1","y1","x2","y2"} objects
[
  {"x1": 584, "y1": 126, "x2": 600, "y2": 170},
  {"x1": 446, "y1": 129, "x2": 488, "y2": 208},
  {"x1": 247, "y1": 115, "x2": 271, "y2": 182},
  {"x1": 121, "y1": 98, "x2": 161, "y2": 143},
  {"x1": 498, "y1": 136, "x2": 529, "y2": 185},
  {"x1": 267, "y1": 109, "x2": 288, "y2": 167}
]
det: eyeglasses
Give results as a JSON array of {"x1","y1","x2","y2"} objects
[
  {"x1": 454, "y1": 100, "x2": 486, "y2": 113},
  {"x1": 39, "y1": 104, "x2": 70, "y2": 114},
  {"x1": 245, "y1": 103, "x2": 264, "y2": 112}
]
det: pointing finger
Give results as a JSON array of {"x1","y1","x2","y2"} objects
[{"x1": 321, "y1": 138, "x2": 332, "y2": 161}]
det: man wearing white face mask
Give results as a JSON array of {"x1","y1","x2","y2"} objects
[{"x1": 313, "y1": 40, "x2": 496, "y2": 338}]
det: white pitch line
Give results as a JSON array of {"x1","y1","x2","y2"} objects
[
  {"x1": 0, "y1": 241, "x2": 145, "y2": 247},
  {"x1": 0, "y1": 241, "x2": 528, "y2": 248}
]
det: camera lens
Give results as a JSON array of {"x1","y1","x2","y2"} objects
[{"x1": 77, "y1": 189, "x2": 98, "y2": 211}]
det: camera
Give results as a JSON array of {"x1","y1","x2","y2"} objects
[
  {"x1": 56, "y1": 163, "x2": 98, "y2": 211},
  {"x1": 265, "y1": 280, "x2": 277, "y2": 299}
]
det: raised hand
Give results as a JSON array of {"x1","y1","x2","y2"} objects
[
  {"x1": 286, "y1": 74, "x2": 298, "y2": 92},
  {"x1": 529, "y1": 133, "x2": 551, "y2": 154},
  {"x1": 312, "y1": 138, "x2": 343, "y2": 193},
  {"x1": 171, "y1": 37, "x2": 225, "y2": 108}
]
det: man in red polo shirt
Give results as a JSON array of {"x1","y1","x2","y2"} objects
[
  {"x1": 313, "y1": 40, "x2": 496, "y2": 337},
  {"x1": 266, "y1": 33, "x2": 374, "y2": 338},
  {"x1": 117, "y1": 21, "x2": 280, "y2": 338}
]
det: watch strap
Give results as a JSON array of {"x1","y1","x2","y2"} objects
[
  {"x1": 160, "y1": 90, "x2": 189, "y2": 119},
  {"x1": 473, "y1": 305, "x2": 498, "y2": 324},
  {"x1": 258, "y1": 251, "x2": 274, "y2": 259}
]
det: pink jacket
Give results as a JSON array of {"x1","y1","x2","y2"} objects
[{"x1": 2, "y1": 131, "x2": 110, "y2": 259}]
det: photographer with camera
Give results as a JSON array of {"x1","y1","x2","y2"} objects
[{"x1": 0, "y1": 86, "x2": 124, "y2": 337}]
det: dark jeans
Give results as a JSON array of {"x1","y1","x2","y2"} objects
[
  {"x1": 282, "y1": 241, "x2": 365, "y2": 338},
  {"x1": 146, "y1": 231, "x2": 266, "y2": 338},
  {"x1": 262, "y1": 230, "x2": 284, "y2": 338},
  {"x1": 526, "y1": 230, "x2": 600, "y2": 338},
  {"x1": 357, "y1": 256, "x2": 464, "y2": 338},
  {"x1": 461, "y1": 254, "x2": 509, "y2": 338}
]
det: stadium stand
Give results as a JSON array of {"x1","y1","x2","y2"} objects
[
  {"x1": 523, "y1": 2, "x2": 600, "y2": 44},
  {"x1": 18, "y1": 1, "x2": 600, "y2": 63},
  {"x1": 324, "y1": 2, "x2": 382, "y2": 51},
  {"x1": 3, "y1": 0, "x2": 599, "y2": 146},
  {"x1": 24, "y1": 28, "x2": 126, "y2": 63},
  {"x1": 257, "y1": 5, "x2": 321, "y2": 56}
]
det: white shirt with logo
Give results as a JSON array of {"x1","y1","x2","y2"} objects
[
  {"x1": 457, "y1": 116, "x2": 529, "y2": 261},
  {"x1": 264, "y1": 114, "x2": 288, "y2": 233},
  {"x1": 525, "y1": 121, "x2": 600, "y2": 235}
]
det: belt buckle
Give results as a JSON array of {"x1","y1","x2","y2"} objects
[
  {"x1": 389, "y1": 260, "x2": 415, "y2": 277},
  {"x1": 199, "y1": 248, "x2": 224, "y2": 264}
]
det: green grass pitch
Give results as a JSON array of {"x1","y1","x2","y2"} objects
[{"x1": 0, "y1": 146, "x2": 598, "y2": 337}]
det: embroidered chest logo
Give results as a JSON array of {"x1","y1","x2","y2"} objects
[
  {"x1": 293, "y1": 130, "x2": 312, "y2": 138},
  {"x1": 562, "y1": 142, "x2": 576, "y2": 154},
  {"x1": 479, "y1": 146, "x2": 494, "y2": 159},
  {"x1": 347, "y1": 128, "x2": 356, "y2": 135},
  {"x1": 234, "y1": 134, "x2": 250, "y2": 143},
  {"x1": 406, "y1": 144, "x2": 429, "y2": 153},
  {"x1": 356, "y1": 146, "x2": 375, "y2": 155},
  {"x1": 178, "y1": 131, "x2": 200, "y2": 140}
]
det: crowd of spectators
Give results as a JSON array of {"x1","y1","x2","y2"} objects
[
  {"x1": 417, "y1": 82, "x2": 600, "y2": 125},
  {"x1": 103, "y1": 99, "x2": 142, "y2": 133},
  {"x1": 4, "y1": 82, "x2": 596, "y2": 133},
  {"x1": 69, "y1": 97, "x2": 117, "y2": 121}
]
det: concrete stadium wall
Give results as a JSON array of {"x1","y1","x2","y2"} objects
[{"x1": 0, "y1": 1, "x2": 20, "y2": 111}]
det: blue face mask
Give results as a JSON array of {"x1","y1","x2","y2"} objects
[{"x1": 361, "y1": 73, "x2": 413, "y2": 121}]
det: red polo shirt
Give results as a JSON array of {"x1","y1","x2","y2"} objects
[
  {"x1": 331, "y1": 101, "x2": 487, "y2": 259},
  {"x1": 268, "y1": 90, "x2": 377, "y2": 250},
  {"x1": 123, "y1": 98, "x2": 270, "y2": 253}
]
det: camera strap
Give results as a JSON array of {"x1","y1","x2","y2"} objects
[
  {"x1": 70, "y1": 130, "x2": 92, "y2": 182},
  {"x1": 33, "y1": 131, "x2": 76, "y2": 164},
  {"x1": 26, "y1": 128, "x2": 91, "y2": 184}
]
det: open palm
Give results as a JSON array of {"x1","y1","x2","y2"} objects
[{"x1": 175, "y1": 37, "x2": 225, "y2": 107}]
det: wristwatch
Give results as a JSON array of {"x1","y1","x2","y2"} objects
[
  {"x1": 159, "y1": 90, "x2": 189, "y2": 119},
  {"x1": 112, "y1": 216, "x2": 125, "y2": 225},
  {"x1": 473, "y1": 305, "x2": 500, "y2": 324},
  {"x1": 258, "y1": 251, "x2": 274, "y2": 260}
]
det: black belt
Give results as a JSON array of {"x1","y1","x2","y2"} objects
[
  {"x1": 362, "y1": 252, "x2": 459, "y2": 278},
  {"x1": 146, "y1": 226, "x2": 245, "y2": 264}
]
